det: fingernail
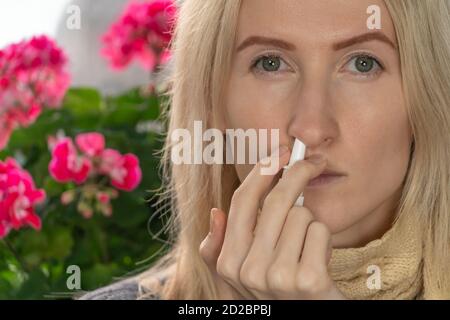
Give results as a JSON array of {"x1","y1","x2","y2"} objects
[
  {"x1": 272, "y1": 145, "x2": 289, "y2": 157},
  {"x1": 308, "y1": 154, "x2": 326, "y2": 164}
]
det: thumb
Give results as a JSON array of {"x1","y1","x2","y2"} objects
[
  {"x1": 199, "y1": 208, "x2": 247, "y2": 300},
  {"x1": 199, "y1": 208, "x2": 227, "y2": 269}
]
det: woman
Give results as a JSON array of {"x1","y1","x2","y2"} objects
[{"x1": 81, "y1": 0, "x2": 450, "y2": 300}]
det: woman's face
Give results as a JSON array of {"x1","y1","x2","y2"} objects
[{"x1": 222, "y1": 0, "x2": 413, "y2": 248}]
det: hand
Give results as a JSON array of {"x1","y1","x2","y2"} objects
[
  {"x1": 199, "y1": 145, "x2": 347, "y2": 300},
  {"x1": 199, "y1": 207, "x2": 247, "y2": 299}
]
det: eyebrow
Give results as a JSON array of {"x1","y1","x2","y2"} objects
[
  {"x1": 333, "y1": 31, "x2": 397, "y2": 50},
  {"x1": 236, "y1": 31, "x2": 397, "y2": 53},
  {"x1": 236, "y1": 36, "x2": 296, "y2": 52}
]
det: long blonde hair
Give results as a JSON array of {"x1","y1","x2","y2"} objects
[{"x1": 138, "y1": 0, "x2": 450, "y2": 299}]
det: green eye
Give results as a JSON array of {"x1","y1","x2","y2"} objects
[
  {"x1": 253, "y1": 55, "x2": 287, "y2": 73},
  {"x1": 355, "y1": 56, "x2": 374, "y2": 72},
  {"x1": 260, "y1": 56, "x2": 280, "y2": 71},
  {"x1": 347, "y1": 55, "x2": 382, "y2": 75}
]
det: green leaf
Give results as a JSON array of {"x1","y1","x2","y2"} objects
[
  {"x1": 45, "y1": 227, "x2": 74, "y2": 261},
  {"x1": 0, "y1": 85, "x2": 170, "y2": 299},
  {"x1": 15, "y1": 269, "x2": 50, "y2": 299},
  {"x1": 63, "y1": 87, "x2": 103, "y2": 117}
]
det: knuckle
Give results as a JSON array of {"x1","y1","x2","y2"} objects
[
  {"x1": 267, "y1": 265, "x2": 293, "y2": 292},
  {"x1": 296, "y1": 267, "x2": 328, "y2": 293},
  {"x1": 239, "y1": 261, "x2": 266, "y2": 291},
  {"x1": 216, "y1": 254, "x2": 237, "y2": 281}
]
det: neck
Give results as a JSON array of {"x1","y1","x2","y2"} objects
[{"x1": 329, "y1": 209, "x2": 424, "y2": 300}]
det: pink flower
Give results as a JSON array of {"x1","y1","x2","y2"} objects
[
  {"x1": 48, "y1": 137, "x2": 92, "y2": 184},
  {"x1": 96, "y1": 191, "x2": 113, "y2": 217},
  {"x1": 101, "y1": 0, "x2": 176, "y2": 71},
  {"x1": 48, "y1": 132, "x2": 142, "y2": 218},
  {"x1": 110, "y1": 154, "x2": 142, "y2": 191},
  {"x1": 0, "y1": 158, "x2": 46, "y2": 238},
  {"x1": 96, "y1": 191, "x2": 110, "y2": 204},
  {"x1": 98, "y1": 148, "x2": 122, "y2": 175},
  {"x1": 100, "y1": 149, "x2": 142, "y2": 191},
  {"x1": 75, "y1": 132, "x2": 105, "y2": 157},
  {"x1": 0, "y1": 36, "x2": 70, "y2": 150}
]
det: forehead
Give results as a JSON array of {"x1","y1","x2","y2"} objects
[{"x1": 236, "y1": 0, "x2": 396, "y2": 48}]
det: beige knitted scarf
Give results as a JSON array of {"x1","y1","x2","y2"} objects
[{"x1": 329, "y1": 216, "x2": 424, "y2": 300}]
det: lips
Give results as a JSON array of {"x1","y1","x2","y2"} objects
[
  {"x1": 321, "y1": 168, "x2": 345, "y2": 176},
  {"x1": 303, "y1": 155, "x2": 346, "y2": 187},
  {"x1": 306, "y1": 171, "x2": 346, "y2": 187}
]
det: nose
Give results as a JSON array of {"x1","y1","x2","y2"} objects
[{"x1": 287, "y1": 76, "x2": 339, "y2": 156}]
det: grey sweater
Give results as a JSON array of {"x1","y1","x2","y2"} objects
[{"x1": 77, "y1": 277, "x2": 164, "y2": 300}]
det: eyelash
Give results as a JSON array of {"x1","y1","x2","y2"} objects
[
  {"x1": 250, "y1": 52, "x2": 291, "y2": 76},
  {"x1": 250, "y1": 51, "x2": 385, "y2": 78},
  {"x1": 343, "y1": 52, "x2": 384, "y2": 78}
]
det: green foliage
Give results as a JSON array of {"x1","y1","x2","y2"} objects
[{"x1": 0, "y1": 87, "x2": 169, "y2": 299}]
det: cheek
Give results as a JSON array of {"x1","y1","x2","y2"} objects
[
  {"x1": 312, "y1": 78, "x2": 411, "y2": 231},
  {"x1": 225, "y1": 73, "x2": 296, "y2": 129},
  {"x1": 226, "y1": 74, "x2": 297, "y2": 182},
  {"x1": 340, "y1": 78, "x2": 411, "y2": 186}
]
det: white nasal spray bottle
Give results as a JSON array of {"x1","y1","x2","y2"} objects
[{"x1": 282, "y1": 138, "x2": 306, "y2": 207}]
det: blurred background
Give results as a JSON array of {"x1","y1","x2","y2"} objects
[
  {"x1": 0, "y1": 0, "x2": 70, "y2": 48},
  {"x1": 0, "y1": 0, "x2": 175, "y2": 299}
]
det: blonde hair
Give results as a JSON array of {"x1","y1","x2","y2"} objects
[{"x1": 138, "y1": 0, "x2": 450, "y2": 299}]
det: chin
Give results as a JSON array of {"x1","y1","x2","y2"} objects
[{"x1": 304, "y1": 200, "x2": 354, "y2": 234}]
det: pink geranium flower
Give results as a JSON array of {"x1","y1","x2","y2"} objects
[
  {"x1": 48, "y1": 137, "x2": 92, "y2": 184},
  {"x1": 96, "y1": 191, "x2": 111, "y2": 204},
  {"x1": 75, "y1": 132, "x2": 105, "y2": 157},
  {"x1": 0, "y1": 158, "x2": 46, "y2": 238},
  {"x1": 48, "y1": 132, "x2": 142, "y2": 218},
  {"x1": 100, "y1": 149, "x2": 142, "y2": 192},
  {"x1": 0, "y1": 36, "x2": 70, "y2": 150},
  {"x1": 101, "y1": 0, "x2": 176, "y2": 71}
]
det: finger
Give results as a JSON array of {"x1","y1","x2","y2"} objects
[
  {"x1": 272, "y1": 206, "x2": 314, "y2": 266},
  {"x1": 218, "y1": 146, "x2": 289, "y2": 300},
  {"x1": 210, "y1": 208, "x2": 258, "y2": 299},
  {"x1": 200, "y1": 209, "x2": 252, "y2": 300},
  {"x1": 220, "y1": 145, "x2": 290, "y2": 262},
  {"x1": 252, "y1": 155, "x2": 327, "y2": 251},
  {"x1": 199, "y1": 208, "x2": 227, "y2": 269},
  {"x1": 298, "y1": 221, "x2": 331, "y2": 271}
]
